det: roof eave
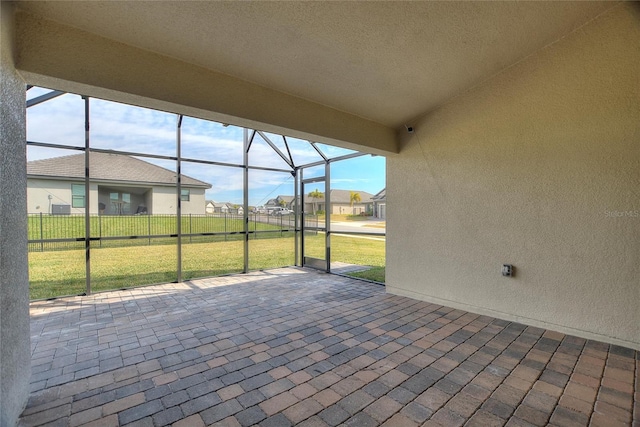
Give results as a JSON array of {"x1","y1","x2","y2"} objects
[{"x1": 27, "y1": 175, "x2": 211, "y2": 189}]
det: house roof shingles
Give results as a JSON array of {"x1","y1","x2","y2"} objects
[
  {"x1": 372, "y1": 188, "x2": 385, "y2": 201},
  {"x1": 27, "y1": 152, "x2": 211, "y2": 188}
]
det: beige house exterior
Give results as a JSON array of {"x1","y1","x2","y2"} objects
[
  {"x1": 205, "y1": 200, "x2": 243, "y2": 215},
  {"x1": 371, "y1": 188, "x2": 386, "y2": 219},
  {"x1": 27, "y1": 153, "x2": 211, "y2": 215},
  {"x1": 303, "y1": 189, "x2": 374, "y2": 215},
  {"x1": 1, "y1": 2, "x2": 639, "y2": 423}
]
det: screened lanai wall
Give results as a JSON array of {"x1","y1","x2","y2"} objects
[{"x1": 26, "y1": 88, "x2": 386, "y2": 300}]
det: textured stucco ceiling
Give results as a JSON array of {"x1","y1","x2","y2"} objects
[{"x1": 15, "y1": 1, "x2": 612, "y2": 128}]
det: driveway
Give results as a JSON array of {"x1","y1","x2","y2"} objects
[{"x1": 329, "y1": 219, "x2": 386, "y2": 236}]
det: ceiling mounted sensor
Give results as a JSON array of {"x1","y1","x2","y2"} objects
[{"x1": 405, "y1": 125, "x2": 414, "y2": 134}]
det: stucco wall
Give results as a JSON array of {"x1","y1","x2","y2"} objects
[
  {"x1": 1, "y1": 2, "x2": 31, "y2": 424},
  {"x1": 27, "y1": 179, "x2": 99, "y2": 214},
  {"x1": 152, "y1": 187, "x2": 206, "y2": 215},
  {"x1": 387, "y1": 3, "x2": 640, "y2": 349},
  {"x1": 27, "y1": 180, "x2": 207, "y2": 216},
  {"x1": 182, "y1": 189, "x2": 206, "y2": 216}
]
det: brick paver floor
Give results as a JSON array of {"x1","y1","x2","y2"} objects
[{"x1": 20, "y1": 267, "x2": 638, "y2": 426}]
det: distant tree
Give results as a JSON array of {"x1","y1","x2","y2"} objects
[
  {"x1": 350, "y1": 191, "x2": 361, "y2": 214},
  {"x1": 309, "y1": 189, "x2": 323, "y2": 215},
  {"x1": 279, "y1": 199, "x2": 287, "y2": 207}
]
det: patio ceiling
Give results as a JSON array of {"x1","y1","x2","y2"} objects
[{"x1": 13, "y1": 1, "x2": 613, "y2": 151}]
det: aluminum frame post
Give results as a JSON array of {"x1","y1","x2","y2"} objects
[
  {"x1": 325, "y1": 161, "x2": 331, "y2": 273},
  {"x1": 243, "y1": 128, "x2": 249, "y2": 273},
  {"x1": 294, "y1": 168, "x2": 299, "y2": 266},
  {"x1": 299, "y1": 168, "x2": 305, "y2": 266},
  {"x1": 83, "y1": 96, "x2": 91, "y2": 295},
  {"x1": 176, "y1": 115, "x2": 183, "y2": 283}
]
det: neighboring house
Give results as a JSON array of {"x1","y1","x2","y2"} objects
[
  {"x1": 205, "y1": 200, "x2": 216, "y2": 214},
  {"x1": 265, "y1": 195, "x2": 296, "y2": 211},
  {"x1": 372, "y1": 188, "x2": 386, "y2": 219},
  {"x1": 303, "y1": 189, "x2": 374, "y2": 215},
  {"x1": 206, "y1": 201, "x2": 243, "y2": 214},
  {"x1": 27, "y1": 152, "x2": 211, "y2": 215}
]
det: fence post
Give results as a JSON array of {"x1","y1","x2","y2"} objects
[
  {"x1": 39, "y1": 212, "x2": 44, "y2": 252},
  {"x1": 99, "y1": 214, "x2": 102, "y2": 248},
  {"x1": 148, "y1": 214, "x2": 151, "y2": 246},
  {"x1": 189, "y1": 214, "x2": 192, "y2": 244},
  {"x1": 224, "y1": 212, "x2": 227, "y2": 242}
]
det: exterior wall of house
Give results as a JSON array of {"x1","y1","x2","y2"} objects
[
  {"x1": 184, "y1": 189, "x2": 206, "y2": 215},
  {"x1": 331, "y1": 203, "x2": 369, "y2": 215},
  {"x1": 0, "y1": 3, "x2": 30, "y2": 424},
  {"x1": 27, "y1": 179, "x2": 99, "y2": 214},
  {"x1": 303, "y1": 202, "x2": 372, "y2": 215},
  {"x1": 27, "y1": 180, "x2": 207, "y2": 215},
  {"x1": 144, "y1": 190, "x2": 153, "y2": 214},
  {"x1": 388, "y1": 3, "x2": 640, "y2": 349},
  {"x1": 151, "y1": 186, "x2": 206, "y2": 215},
  {"x1": 146, "y1": 187, "x2": 175, "y2": 214}
]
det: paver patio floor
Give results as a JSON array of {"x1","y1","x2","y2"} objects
[{"x1": 20, "y1": 267, "x2": 638, "y2": 426}]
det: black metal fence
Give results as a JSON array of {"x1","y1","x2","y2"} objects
[{"x1": 27, "y1": 213, "x2": 314, "y2": 252}]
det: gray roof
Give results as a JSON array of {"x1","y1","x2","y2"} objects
[
  {"x1": 372, "y1": 188, "x2": 386, "y2": 201},
  {"x1": 265, "y1": 195, "x2": 296, "y2": 207},
  {"x1": 27, "y1": 152, "x2": 211, "y2": 188},
  {"x1": 277, "y1": 195, "x2": 295, "y2": 203}
]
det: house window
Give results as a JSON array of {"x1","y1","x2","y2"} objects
[
  {"x1": 181, "y1": 189, "x2": 190, "y2": 201},
  {"x1": 71, "y1": 184, "x2": 85, "y2": 208}
]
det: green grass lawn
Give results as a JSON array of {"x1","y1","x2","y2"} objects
[
  {"x1": 346, "y1": 266, "x2": 385, "y2": 283},
  {"x1": 28, "y1": 234, "x2": 385, "y2": 300}
]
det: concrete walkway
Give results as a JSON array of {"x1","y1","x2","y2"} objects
[{"x1": 21, "y1": 268, "x2": 638, "y2": 426}]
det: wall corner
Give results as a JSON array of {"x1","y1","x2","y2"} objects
[{"x1": 1, "y1": 2, "x2": 31, "y2": 425}]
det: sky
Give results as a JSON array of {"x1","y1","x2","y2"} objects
[{"x1": 26, "y1": 87, "x2": 386, "y2": 206}]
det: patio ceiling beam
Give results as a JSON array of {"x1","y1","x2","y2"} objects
[{"x1": 15, "y1": 11, "x2": 398, "y2": 155}]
